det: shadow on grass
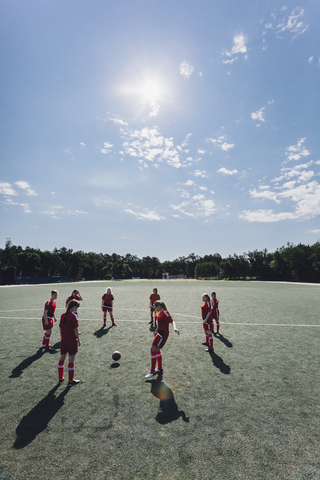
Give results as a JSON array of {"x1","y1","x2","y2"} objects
[
  {"x1": 13, "y1": 384, "x2": 70, "y2": 449},
  {"x1": 94, "y1": 324, "x2": 113, "y2": 338},
  {"x1": 146, "y1": 375, "x2": 189, "y2": 424},
  {"x1": 208, "y1": 349, "x2": 231, "y2": 374},
  {"x1": 9, "y1": 349, "x2": 44, "y2": 378},
  {"x1": 213, "y1": 332, "x2": 233, "y2": 348},
  {"x1": 110, "y1": 362, "x2": 120, "y2": 368}
]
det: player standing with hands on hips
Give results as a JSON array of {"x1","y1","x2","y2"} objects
[
  {"x1": 40, "y1": 290, "x2": 58, "y2": 352},
  {"x1": 58, "y1": 300, "x2": 81, "y2": 387},
  {"x1": 145, "y1": 301, "x2": 179, "y2": 378}
]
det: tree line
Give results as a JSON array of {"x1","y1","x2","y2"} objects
[{"x1": 1, "y1": 238, "x2": 320, "y2": 284}]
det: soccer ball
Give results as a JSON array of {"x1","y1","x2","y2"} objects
[{"x1": 112, "y1": 351, "x2": 121, "y2": 361}]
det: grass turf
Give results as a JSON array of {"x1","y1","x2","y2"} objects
[{"x1": 0, "y1": 280, "x2": 320, "y2": 479}]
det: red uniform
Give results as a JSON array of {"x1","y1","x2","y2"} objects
[
  {"x1": 211, "y1": 298, "x2": 219, "y2": 320},
  {"x1": 65, "y1": 294, "x2": 81, "y2": 308},
  {"x1": 102, "y1": 293, "x2": 114, "y2": 311},
  {"x1": 59, "y1": 311, "x2": 79, "y2": 355},
  {"x1": 202, "y1": 301, "x2": 213, "y2": 332},
  {"x1": 42, "y1": 299, "x2": 56, "y2": 330},
  {"x1": 149, "y1": 293, "x2": 160, "y2": 312},
  {"x1": 152, "y1": 310, "x2": 173, "y2": 349}
]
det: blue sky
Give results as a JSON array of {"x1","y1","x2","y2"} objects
[{"x1": 0, "y1": 0, "x2": 319, "y2": 261}]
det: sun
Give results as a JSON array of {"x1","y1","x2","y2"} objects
[{"x1": 139, "y1": 81, "x2": 161, "y2": 102}]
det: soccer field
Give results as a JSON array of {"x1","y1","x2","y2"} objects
[{"x1": 1, "y1": 280, "x2": 320, "y2": 480}]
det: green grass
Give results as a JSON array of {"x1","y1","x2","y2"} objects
[{"x1": 1, "y1": 280, "x2": 320, "y2": 480}]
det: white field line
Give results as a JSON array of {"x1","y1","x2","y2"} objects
[{"x1": 0, "y1": 315, "x2": 319, "y2": 327}]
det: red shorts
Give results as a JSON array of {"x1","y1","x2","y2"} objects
[
  {"x1": 42, "y1": 316, "x2": 53, "y2": 330},
  {"x1": 152, "y1": 332, "x2": 169, "y2": 349},
  {"x1": 203, "y1": 320, "x2": 213, "y2": 332},
  {"x1": 150, "y1": 305, "x2": 155, "y2": 312},
  {"x1": 102, "y1": 306, "x2": 112, "y2": 312},
  {"x1": 60, "y1": 339, "x2": 78, "y2": 356}
]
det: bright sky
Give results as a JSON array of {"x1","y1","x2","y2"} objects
[{"x1": 0, "y1": 0, "x2": 319, "y2": 261}]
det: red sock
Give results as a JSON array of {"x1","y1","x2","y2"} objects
[
  {"x1": 68, "y1": 362, "x2": 75, "y2": 382},
  {"x1": 209, "y1": 334, "x2": 213, "y2": 349},
  {"x1": 151, "y1": 353, "x2": 157, "y2": 373},
  {"x1": 111, "y1": 312, "x2": 115, "y2": 324},
  {"x1": 42, "y1": 334, "x2": 46, "y2": 346},
  {"x1": 216, "y1": 321, "x2": 220, "y2": 333},
  {"x1": 103, "y1": 314, "x2": 106, "y2": 324},
  {"x1": 157, "y1": 350, "x2": 162, "y2": 369},
  {"x1": 205, "y1": 334, "x2": 209, "y2": 343},
  {"x1": 45, "y1": 333, "x2": 51, "y2": 349},
  {"x1": 58, "y1": 360, "x2": 64, "y2": 380}
]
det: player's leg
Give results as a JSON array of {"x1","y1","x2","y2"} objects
[{"x1": 58, "y1": 353, "x2": 67, "y2": 383}]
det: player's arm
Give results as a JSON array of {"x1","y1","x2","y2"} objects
[
  {"x1": 172, "y1": 320, "x2": 179, "y2": 335},
  {"x1": 74, "y1": 327, "x2": 81, "y2": 346},
  {"x1": 43, "y1": 308, "x2": 49, "y2": 328}
]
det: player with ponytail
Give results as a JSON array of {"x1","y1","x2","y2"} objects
[
  {"x1": 58, "y1": 300, "x2": 81, "y2": 387},
  {"x1": 145, "y1": 300, "x2": 179, "y2": 379}
]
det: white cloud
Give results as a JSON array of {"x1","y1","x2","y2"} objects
[
  {"x1": 217, "y1": 167, "x2": 238, "y2": 175},
  {"x1": 193, "y1": 170, "x2": 209, "y2": 178},
  {"x1": 276, "y1": 7, "x2": 308, "y2": 38},
  {"x1": 179, "y1": 60, "x2": 194, "y2": 78},
  {"x1": 149, "y1": 102, "x2": 160, "y2": 117},
  {"x1": 0, "y1": 182, "x2": 17, "y2": 196},
  {"x1": 207, "y1": 135, "x2": 235, "y2": 151},
  {"x1": 251, "y1": 107, "x2": 265, "y2": 123},
  {"x1": 80, "y1": 142, "x2": 86, "y2": 147},
  {"x1": 109, "y1": 117, "x2": 128, "y2": 126},
  {"x1": 223, "y1": 34, "x2": 248, "y2": 64},
  {"x1": 124, "y1": 208, "x2": 165, "y2": 221},
  {"x1": 284, "y1": 138, "x2": 310, "y2": 163},
  {"x1": 14, "y1": 181, "x2": 37, "y2": 196}
]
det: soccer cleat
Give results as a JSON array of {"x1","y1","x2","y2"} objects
[
  {"x1": 68, "y1": 379, "x2": 80, "y2": 387},
  {"x1": 155, "y1": 368, "x2": 163, "y2": 374},
  {"x1": 44, "y1": 346, "x2": 55, "y2": 352},
  {"x1": 112, "y1": 323, "x2": 117, "y2": 327},
  {"x1": 205, "y1": 348, "x2": 213, "y2": 352},
  {"x1": 202, "y1": 342, "x2": 209, "y2": 346},
  {"x1": 58, "y1": 378, "x2": 64, "y2": 384},
  {"x1": 40, "y1": 344, "x2": 45, "y2": 348},
  {"x1": 148, "y1": 320, "x2": 154, "y2": 324},
  {"x1": 145, "y1": 371, "x2": 156, "y2": 378}
]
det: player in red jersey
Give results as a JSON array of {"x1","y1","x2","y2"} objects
[
  {"x1": 58, "y1": 300, "x2": 81, "y2": 387},
  {"x1": 211, "y1": 291, "x2": 220, "y2": 334},
  {"x1": 65, "y1": 289, "x2": 83, "y2": 308},
  {"x1": 101, "y1": 287, "x2": 115, "y2": 326},
  {"x1": 149, "y1": 287, "x2": 160, "y2": 326},
  {"x1": 201, "y1": 293, "x2": 214, "y2": 351},
  {"x1": 145, "y1": 301, "x2": 179, "y2": 378},
  {"x1": 40, "y1": 290, "x2": 58, "y2": 352}
]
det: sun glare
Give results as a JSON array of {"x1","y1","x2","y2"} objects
[{"x1": 139, "y1": 81, "x2": 161, "y2": 102}]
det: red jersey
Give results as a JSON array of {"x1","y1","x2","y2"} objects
[
  {"x1": 211, "y1": 298, "x2": 219, "y2": 320},
  {"x1": 59, "y1": 311, "x2": 78, "y2": 342},
  {"x1": 45, "y1": 299, "x2": 56, "y2": 319},
  {"x1": 157, "y1": 310, "x2": 173, "y2": 334},
  {"x1": 102, "y1": 293, "x2": 114, "y2": 307},
  {"x1": 201, "y1": 301, "x2": 211, "y2": 320},
  {"x1": 149, "y1": 293, "x2": 160, "y2": 305},
  {"x1": 65, "y1": 294, "x2": 81, "y2": 307}
]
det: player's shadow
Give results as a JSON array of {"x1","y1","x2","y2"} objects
[
  {"x1": 9, "y1": 349, "x2": 44, "y2": 378},
  {"x1": 208, "y1": 349, "x2": 231, "y2": 374},
  {"x1": 94, "y1": 325, "x2": 113, "y2": 338},
  {"x1": 213, "y1": 333, "x2": 233, "y2": 348},
  {"x1": 146, "y1": 375, "x2": 189, "y2": 424},
  {"x1": 13, "y1": 384, "x2": 70, "y2": 449}
]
